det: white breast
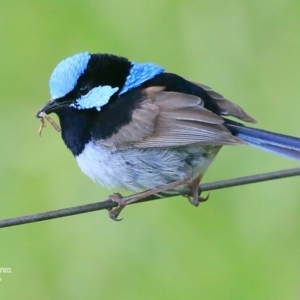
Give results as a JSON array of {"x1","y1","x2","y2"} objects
[{"x1": 76, "y1": 141, "x2": 132, "y2": 190}]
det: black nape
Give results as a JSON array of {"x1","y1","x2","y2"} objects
[{"x1": 82, "y1": 54, "x2": 132, "y2": 93}]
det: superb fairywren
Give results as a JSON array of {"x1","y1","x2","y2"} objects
[{"x1": 37, "y1": 52, "x2": 300, "y2": 220}]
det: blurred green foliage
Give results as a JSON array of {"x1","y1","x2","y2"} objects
[{"x1": 0, "y1": 1, "x2": 300, "y2": 299}]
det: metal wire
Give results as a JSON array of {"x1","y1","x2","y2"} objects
[{"x1": 0, "y1": 167, "x2": 300, "y2": 228}]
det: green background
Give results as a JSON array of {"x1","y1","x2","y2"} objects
[{"x1": 1, "y1": 1, "x2": 300, "y2": 299}]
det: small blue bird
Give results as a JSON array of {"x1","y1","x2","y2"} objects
[{"x1": 37, "y1": 52, "x2": 300, "y2": 220}]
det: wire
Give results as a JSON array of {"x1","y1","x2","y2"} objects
[{"x1": 0, "y1": 167, "x2": 300, "y2": 228}]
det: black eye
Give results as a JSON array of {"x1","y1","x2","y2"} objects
[{"x1": 78, "y1": 85, "x2": 89, "y2": 96}]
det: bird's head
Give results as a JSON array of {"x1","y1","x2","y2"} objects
[{"x1": 36, "y1": 52, "x2": 164, "y2": 118}]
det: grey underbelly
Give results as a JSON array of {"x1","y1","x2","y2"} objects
[{"x1": 76, "y1": 141, "x2": 221, "y2": 191}]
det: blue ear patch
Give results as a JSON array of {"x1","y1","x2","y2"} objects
[
  {"x1": 49, "y1": 52, "x2": 91, "y2": 99},
  {"x1": 70, "y1": 85, "x2": 119, "y2": 111},
  {"x1": 120, "y1": 62, "x2": 164, "y2": 95}
]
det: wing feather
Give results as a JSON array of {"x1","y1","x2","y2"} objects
[
  {"x1": 102, "y1": 86, "x2": 244, "y2": 149},
  {"x1": 194, "y1": 82, "x2": 257, "y2": 123}
]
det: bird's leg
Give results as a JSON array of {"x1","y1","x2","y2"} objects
[
  {"x1": 187, "y1": 175, "x2": 209, "y2": 207},
  {"x1": 108, "y1": 179, "x2": 189, "y2": 221}
]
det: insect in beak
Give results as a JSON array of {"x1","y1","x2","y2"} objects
[{"x1": 37, "y1": 111, "x2": 61, "y2": 136}]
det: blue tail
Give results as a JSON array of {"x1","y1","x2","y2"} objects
[{"x1": 225, "y1": 121, "x2": 300, "y2": 161}]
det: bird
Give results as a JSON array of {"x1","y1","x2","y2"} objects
[{"x1": 36, "y1": 52, "x2": 300, "y2": 220}]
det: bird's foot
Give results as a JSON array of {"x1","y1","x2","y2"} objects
[
  {"x1": 186, "y1": 175, "x2": 209, "y2": 207},
  {"x1": 107, "y1": 179, "x2": 188, "y2": 221},
  {"x1": 188, "y1": 193, "x2": 209, "y2": 207},
  {"x1": 107, "y1": 193, "x2": 126, "y2": 221}
]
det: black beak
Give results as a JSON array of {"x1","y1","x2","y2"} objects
[{"x1": 36, "y1": 98, "x2": 71, "y2": 118}]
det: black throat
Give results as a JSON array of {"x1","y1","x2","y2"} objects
[
  {"x1": 56, "y1": 88, "x2": 143, "y2": 157},
  {"x1": 56, "y1": 108, "x2": 92, "y2": 156}
]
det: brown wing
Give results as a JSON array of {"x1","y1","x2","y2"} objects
[
  {"x1": 194, "y1": 82, "x2": 257, "y2": 123},
  {"x1": 102, "y1": 86, "x2": 254, "y2": 149}
]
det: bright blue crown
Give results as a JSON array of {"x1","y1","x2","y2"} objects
[{"x1": 49, "y1": 52, "x2": 91, "y2": 99}]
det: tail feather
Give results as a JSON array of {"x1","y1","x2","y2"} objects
[{"x1": 225, "y1": 121, "x2": 300, "y2": 161}]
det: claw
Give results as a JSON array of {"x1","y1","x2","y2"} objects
[
  {"x1": 186, "y1": 175, "x2": 209, "y2": 207},
  {"x1": 108, "y1": 209, "x2": 123, "y2": 221},
  {"x1": 188, "y1": 193, "x2": 209, "y2": 207},
  {"x1": 199, "y1": 193, "x2": 209, "y2": 202},
  {"x1": 107, "y1": 193, "x2": 125, "y2": 221},
  {"x1": 188, "y1": 196, "x2": 200, "y2": 207}
]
